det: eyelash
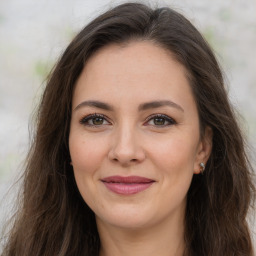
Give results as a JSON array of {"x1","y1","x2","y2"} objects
[
  {"x1": 79, "y1": 113, "x2": 176, "y2": 128},
  {"x1": 79, "y1": 113, "x2": 110, "y2": 127},
  {"x1": 145, "y1": 114, "x2": 176, "y2": 127}
]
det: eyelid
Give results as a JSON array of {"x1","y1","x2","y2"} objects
[
  {"x1": 144, "y1": 113, "x2": 177, "y2": 126},
  {"x1": 79, "y1": 113, "x2": 176, "y2": 127},
  {"x1": 79, "y1": 113, "x2": 111, "y2": 126}
]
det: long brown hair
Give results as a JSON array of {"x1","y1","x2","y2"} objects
[{"x1": 1, "y1": 2, "x2": 255, "y2": 255}]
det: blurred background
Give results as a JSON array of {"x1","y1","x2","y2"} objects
[{"x1": 0, "y1": 0, "x2": 255, "y2": 243}]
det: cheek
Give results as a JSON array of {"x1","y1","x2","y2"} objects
[
  {"x1": 149, "y1": 134, "x2": 198, "y2": 172},
  {"x1": 69, "y1": 134, "x2": 107, "y2": 207},
  {"x1": 146, "y1": 132, "x2": 199, "y2": 199},
  {"x1": 69, "y1": 134, "x2": 106, "y2": 174}
]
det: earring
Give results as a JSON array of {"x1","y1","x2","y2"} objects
[{"x1": 199, "y1": 162, "x2": 205, "y2": 174}]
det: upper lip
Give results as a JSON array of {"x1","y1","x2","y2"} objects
[{"x1": 101, "y1": 176, "x2": 155, "y2": 183}]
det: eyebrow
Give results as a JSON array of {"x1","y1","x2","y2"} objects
[
  {"x1": 138, "y1": 100, "x2": 184, "y2": 112},
  {"x1": 74, "y1": 100, "x2": 184, "y2": 112},
  {"x1": 74, "y1": 100, "x2": 114, "y2": 111}
]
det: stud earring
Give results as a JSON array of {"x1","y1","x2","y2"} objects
[{"x1": 199, "y1": 162, "x2": 205, "y2": 174}]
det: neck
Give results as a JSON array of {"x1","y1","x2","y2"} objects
[{"x1": 97, "y1": 212, "x2": 185, "y2": 256}]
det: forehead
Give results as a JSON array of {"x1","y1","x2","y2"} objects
[{"x1": 73, "y1": 41, "x2": 195, "y2": 110}]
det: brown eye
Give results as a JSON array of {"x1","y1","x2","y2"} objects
[
  {"x1": 80, "y1": 114, "x2": 110, "y2": 127},
  {"x1": 153, "y1": 117, "x2": 166, "y2": 126},
  {"x1": 146, "y1": 114, "x2": 176, "y2": 127},
  {"x1": 92, "y1": 117, "x2": 104, "y2": 125}
]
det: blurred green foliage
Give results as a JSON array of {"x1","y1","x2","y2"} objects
[
  {"x1": 34, "y1": 60, "x2": 53, "y2": 80},
  {"x1": 33, "y1": 26, "x2": 76, "y2": 81},
  {"x1": 64, "y1": 25, "x2": 77, "y2": 41},
  {"x1": 203, "y1": 26, "x2": 216, "y2": 46},
  {"x1": 0, "y1": 154, "x2": 18, "y2": 179},
  {"x1": 202, "y1": 25, "x2": 227, "y2": 61},
  {"x1": 219, "y1": 8, "x2": 231, "y2": 21}
]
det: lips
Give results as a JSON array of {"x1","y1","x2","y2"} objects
[{"x1": 101, "y1": 176, "x2": 155, "y2": 195}]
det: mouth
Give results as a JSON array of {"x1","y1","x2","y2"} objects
[{"x1": 101, "y1": 176, "x2": 155, "y2": 195}]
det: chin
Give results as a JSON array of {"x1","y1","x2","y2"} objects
[{"x1": 95, "y1": 206, "x2": 161, "y2": 230}]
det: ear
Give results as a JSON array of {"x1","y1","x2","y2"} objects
[{"x1": 193, "y1": 126, "x2": 213, "y2": 174}]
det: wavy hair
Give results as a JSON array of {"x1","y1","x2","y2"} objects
[{"x1": 1, "y1": 2, "x2": 255, "y2": 256}]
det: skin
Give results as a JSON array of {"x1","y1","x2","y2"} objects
[{"x1": 69, "y1": 41, "x2": 212, "y2": 256}]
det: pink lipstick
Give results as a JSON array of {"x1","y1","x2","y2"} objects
[{"x1": 101, "y1": 176, "x2": 155, "y2": 195}]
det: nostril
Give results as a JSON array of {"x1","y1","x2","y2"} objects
[{"x1": 113, "y1": 158, "x2": 137, "y2": 162}]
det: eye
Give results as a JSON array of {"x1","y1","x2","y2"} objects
[
  {"x1": 145, "y1": 114, "x2": 176, "y2": 127},
  {"x1": 80, "y1": 114, "x2": 111, "y2": 127}
]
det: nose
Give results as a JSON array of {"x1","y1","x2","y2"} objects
[{"x1": 108, "y1": 124, "x2": 146, "y2": 166}]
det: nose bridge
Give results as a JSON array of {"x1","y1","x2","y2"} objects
[{"x1": 109, "y1": 119, "x2": 144, "y2": 164}]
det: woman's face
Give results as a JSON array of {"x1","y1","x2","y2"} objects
[{"x1": 69, "y1": 41, "x2": 211, "y2": 230}]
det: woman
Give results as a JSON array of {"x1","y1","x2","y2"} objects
[{"x1": 1, "y1": 2, "x2": 255, "y2": 256}]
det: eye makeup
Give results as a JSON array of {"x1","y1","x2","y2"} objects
[
  {"x1": 79, "y1": 112, "x2": 177, "y2": 129},
  {"x1": 144, "y1": 114, "x2": 177, "y2": 127},
  {"x1": 79, "y1": 113, "x2": 111, "y2": 127}
]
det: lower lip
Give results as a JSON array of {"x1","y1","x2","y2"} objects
[{"x1": 102, "y1": 182, "x2": 154, "y2": 195}]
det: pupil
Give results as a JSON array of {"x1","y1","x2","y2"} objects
[
  {"x1": 93, "y1": 117, "x2": 103, "y2": 125},
  {"x1": 154, "y1": 117, "x2": 165, "y2": 125}
]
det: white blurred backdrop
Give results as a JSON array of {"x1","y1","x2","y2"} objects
[{"x1": 0, "y1": 0, "x2": 255, "y2": 245}]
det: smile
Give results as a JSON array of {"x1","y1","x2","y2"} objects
[{"x1": 101, "y1": 176, "x2": 155, "y2": 195}]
